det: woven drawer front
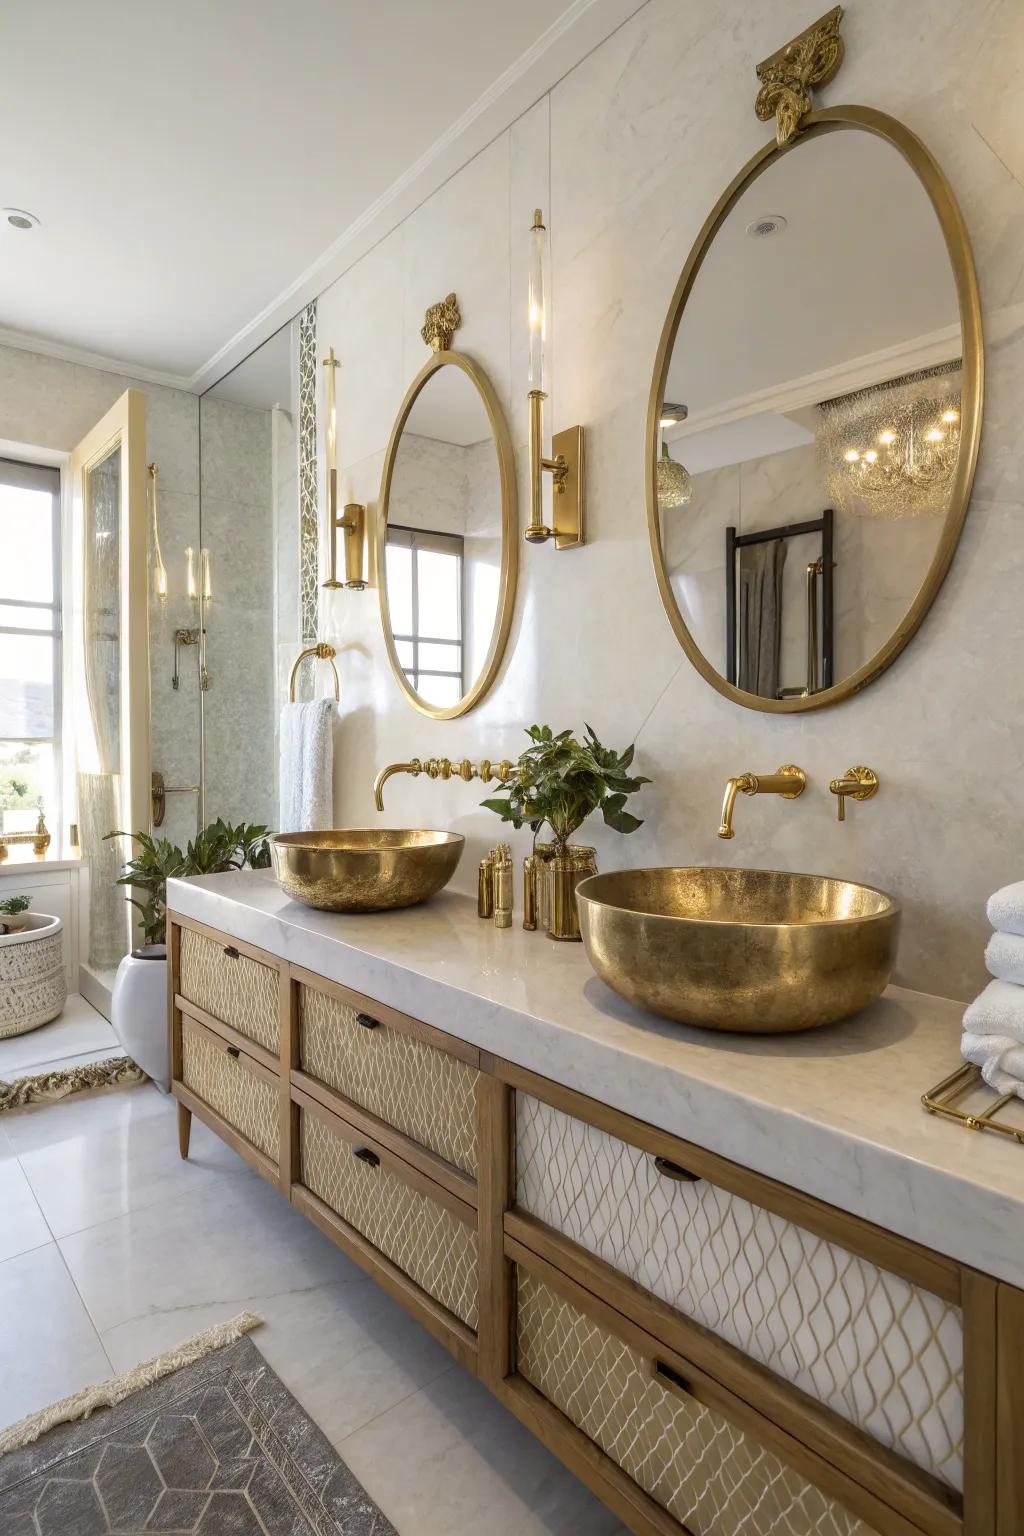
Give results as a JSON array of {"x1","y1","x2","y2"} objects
[
  {"x1": 300, "y1": 1110, "x2": 478, "y2": 1329},
  {"x1": 181, "y1": 1024, "x2": 278, "y2": 1161},
  {"x1": 516, "y1": 1268, "x2": 877, "y2": 1536},
  {"x1": 299, "y1": 984, "x2": 478, "y2": 1176},
  {"x1": 517, "y1": 1094, "x2": 963, "y2": 1489},
  {"x1": 179, "y1": 928, "x2": 279, "y2": 1054}
]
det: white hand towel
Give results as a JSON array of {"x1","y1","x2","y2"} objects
[
  {"x1": 962, "y1": 978, "x2": 1024, "y2": 1046},
  {"x1": 987, "y1": 879, "x2": 1024, "y2": 937},
  {"x1": 278, "y1": 700, "x2": 335, "y2": 834},
  {"x1": 961, "y1": 1030, "x2": 1024, "y2": 1098},
  {"x1": 985, "y1": 930, "x2": 1024, "y2": 985}
]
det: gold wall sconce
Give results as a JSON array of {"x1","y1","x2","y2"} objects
[
  {"x1": 525, "y1": 209, "x2": 586, "y2": 549},
  {"x1": 321, "y1": 344, "x2": 368, "y2": 591},
  {"x1": 148, "y1": 463, "x2": 168, "y2": 602}
]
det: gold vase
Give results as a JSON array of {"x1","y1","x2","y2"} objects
[{"x1": 548, "y1": 845, "x2": 597, "y2": 942}]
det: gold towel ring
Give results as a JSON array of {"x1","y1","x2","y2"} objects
[{"x1": 289, "y1": 643, "x2": 340, "y2": 704}]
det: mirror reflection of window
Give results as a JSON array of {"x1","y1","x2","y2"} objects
[{"x1": 385, "y1": 526, "x2": 464, "y2": 708}]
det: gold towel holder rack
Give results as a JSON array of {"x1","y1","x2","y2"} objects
[{"x1": 289, "y1": 643, "x2": 340, "y2": 704}]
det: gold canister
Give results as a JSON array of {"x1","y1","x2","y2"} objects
[
  {"x1": 534, "y1": 841, "x2": 557, "y2": 932},
  {"x1": 523, "y1": 855, "x2": 539, "y2": 930},
  {"x1": 548, "y1": 845, "x2": 597, "y2": 942},
  {"x1": 478, "y1": 856, "x2": 494, "y2": 919},
  {"x1": 493, "y1": 845, "x2": 513, "y2": 929}
]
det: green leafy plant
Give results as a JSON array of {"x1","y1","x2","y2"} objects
[
  {"x1": 0, "y1": 896, "x2": 30, "y2": 917},
  {"x1": 107, "y1": 819, "x2": 272, "y2": 947},
  {"x1": 481, "y1": 724, "x2": 649, "y2": 852}
]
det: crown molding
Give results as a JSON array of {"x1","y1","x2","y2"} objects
[
  {"x1": 0, "y1": 324, "x2": 193, "y2": 392},
  {"x1": 188, "y1": 0, "x2": 646, "y2": 393}
]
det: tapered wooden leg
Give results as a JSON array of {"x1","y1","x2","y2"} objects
[{"x1": 177, "y1": 1102, "x2": 192, "y2": 1159}]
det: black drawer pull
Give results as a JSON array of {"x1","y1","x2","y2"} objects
[
  {"x1": 655, "y1": 1360, "x2": 691, "y2": 1395},
  {"x1": 654, "y1": 1155, "x2": 699, "y2": 1184},
  {"x1": 356, "y1": 1012, "x2": 380, "y2": 1031},
  {"x1": 226, "y1": 1045, "x2": 240, "y2": 1059},
  {"x1": 223, "y1": 945, "x2": 240, "y2": 960},
  {"x1": 353, "y1": 1146, "x2": 380, "y2": 1167}
]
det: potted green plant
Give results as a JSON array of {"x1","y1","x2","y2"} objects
[
  {"x1": 105, "y1": 819, "x2": 272, "y2": 1089},
  {"x1": 482, "y1": 725, "x2": 649, "y2": 939},
  {"x1": 0, "y1": 894, "x2": 32, "y2": 935}
]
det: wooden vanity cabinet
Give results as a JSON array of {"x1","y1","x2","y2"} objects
[{"x1": 168, "y1": 912, "x2": 1020, "y2": 1536}]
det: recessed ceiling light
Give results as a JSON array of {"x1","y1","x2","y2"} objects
[
  {"x1": 745, "y1": 214, "x2": 787, "y2": 239},
  {"x1": 4, "y1": 208, "x2": 40, "y2": 230}
]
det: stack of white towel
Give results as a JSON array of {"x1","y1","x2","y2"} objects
[{"x1": 962, "y1": 880, "x2": 1024, "y2": 1099}]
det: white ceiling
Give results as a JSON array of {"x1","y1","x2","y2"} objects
[{"x1": 1, "y1": 0, "x2": 633, "y2": 389}]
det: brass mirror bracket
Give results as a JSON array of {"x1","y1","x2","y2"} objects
[
  {"x1": 525, "y1": 392, "x2": 585, "y2": 550},
  {"x1": 829, "y1": 765, "x2": 879, "y2": 822},
  {"x1": 755, "y1": 6, "x2": 844, "y2": 146},
  {"x1": 421, "y1": 293, "x2": 462, "y2": 353}
]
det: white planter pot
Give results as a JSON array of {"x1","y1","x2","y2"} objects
[
  {"x1": 0, "y1": 913, "x2": 68, "y2": 1039},
  {"x1": 111, "y1": 944, "x2": 170, "y2": 1091}
]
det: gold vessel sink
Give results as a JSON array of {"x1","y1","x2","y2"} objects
[
  {"x1": 271, "y1": 829, "x2": 464, "y2": 912},
  {"x1": 576, "y1": 867, "x2": 900, "y2": 1034}
]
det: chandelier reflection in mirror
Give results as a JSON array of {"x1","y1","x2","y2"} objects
[
  {"x1": 656, "y1": 402, "x2": 693, "y2": 509},
  {"x1": 819, "y1": 363, "x2": 962, "y2": 519}
]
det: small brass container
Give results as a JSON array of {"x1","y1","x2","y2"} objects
[
  {"x1": 478, "y1": 856, "x2": 495, "y2": 919},
  {"x1": 493, "y1": 845, "x2": 513, "y2": 929},
  {"x1": 534, "y1": 841, "x2": 557, "y2": 931},
  {"x1": 522, "y1": 855, "x2": 539, "y2": 930},
  {"x1": 548, "y1": 845, "x2": 597, "y2": 942}
]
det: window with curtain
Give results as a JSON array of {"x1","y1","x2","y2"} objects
[
  {"x1": 385, "y1": 524, "x2": 464, "y2": 708},
  {"x1": 0, "y1": 458, "x2": 62, "y2": 839}
]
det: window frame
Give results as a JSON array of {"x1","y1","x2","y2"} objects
[
  {"x1": 386, "y1": 523, "x2": 465, "y2": 701},
  {"x1": 0, "y1": 457, "x2": 63, "y2": 840}
]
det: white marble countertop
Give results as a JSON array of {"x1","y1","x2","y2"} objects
[{"x1": 168, "y1": 871, "x2": 1024, "y2": 1289}]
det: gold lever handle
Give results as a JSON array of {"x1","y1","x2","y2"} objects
[{"x1": 829, "y1": 766, "x2": 879, "y2": 822}]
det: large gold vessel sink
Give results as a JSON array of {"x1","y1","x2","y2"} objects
[
  {"x1": 576, "y1": 867, "x2": 900, "y2": 1034},
  {"x1": 271, "y1": 829, "x2": 464, "y2": 912}
]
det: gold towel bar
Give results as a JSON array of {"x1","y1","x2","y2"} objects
[{"x1": 289, "y1": 643, "x2": 340, "y2": 704}]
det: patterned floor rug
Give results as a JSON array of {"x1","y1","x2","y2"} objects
[{"x1": 0, "y1": 1334, "x2": 396, "y2": 1535}]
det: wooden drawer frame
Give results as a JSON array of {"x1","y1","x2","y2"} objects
[{"x1": 168, "y1": 912, "x2": 1022, "y2": 1536}]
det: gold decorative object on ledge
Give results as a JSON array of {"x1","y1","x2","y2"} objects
[
  {"x1": 923, "y1": 1062, "x2": 1024, "y2": 1146},
  {"x1": 373, "y1": 755, "x2": 515, "y2": 812},
  {"x1": 289, "y1": 643, "x2": 340, "y2": 703},
  {"x1": 420, "y1": 293, "x2": 462, "y2": 353},
  {"x1": 754, "y1": 6, "x2": 845, "y2": 145}
]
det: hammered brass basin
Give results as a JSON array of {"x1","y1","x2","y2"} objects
[
  {"x1": 271, "y1": 829, "x2": 464, "y2": 912},
  {"x1": 576, "y1": 867, "x2": 900, "y2": 1034}
]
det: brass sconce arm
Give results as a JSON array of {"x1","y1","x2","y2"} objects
[
  {"x1": 324, "y1": 503, "x2": 367, "y2": 591},
  {"x1": 373, "y1": 756, "x2": 515, "y2": 812},
  {"x1": 829, "y1": 765, "x2": 879, "y2": 822},
  {"x1": 718, "y1": 765, "x2": 806, "y2": 839}
]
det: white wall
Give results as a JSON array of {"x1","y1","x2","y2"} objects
[{"x1": 315, "y1": 0, "x2": 1024, "y2": 1003}]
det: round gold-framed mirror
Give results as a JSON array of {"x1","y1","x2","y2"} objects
[
  {"x1": 377, "y1": 348, "x2": 518, "y2": 720},
  {"x1": 647, "y1": 106, "x2": 983, "y2": 713}
]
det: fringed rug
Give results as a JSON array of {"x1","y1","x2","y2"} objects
[
  {"x1": 0, "y1": 1055, "x2": 146, "y2": 1113},
  {"x1": 0, "y1": 1318, "x2": 396, "y2": 1535}
]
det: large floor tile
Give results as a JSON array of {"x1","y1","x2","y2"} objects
[
  {"x1": 19, "y1": 1087, "x2": 251, "y2": 1238},
  {"x1": 59, "y1": 1169, "x2": 351, "y2": 1336},
  {"x1": 0, "y1": 1244, "x2": 112, "y2": 1430},
  {"x1": 103, "y1": 1274, "x2": 456, "y2": 1446},
  {"x1": 340, "y1": 1362, "x2": 628, "y2": 1536},
  {"x1": 0, "y1": 1153, "x2": 50, "y2": 1263},
  {"x1": 2, "y1": 1079, "x2": 165, "y2": 1157},
  {"x1": 0, "y1": 994, "x2": 117, "y2": 1077}
]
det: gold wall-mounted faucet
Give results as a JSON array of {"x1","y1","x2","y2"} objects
[
  {"x1": 373, "y1": 756, "x2": 515, "y2": 812},
  {"x1": 829, "y1": 766, "x2": 879, "y2": 821},
  {"x1": 718, "y1": 765, "x2": 806, "y2": 840}
]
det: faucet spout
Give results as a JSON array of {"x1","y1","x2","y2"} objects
[
  {"x1": 373, "y1": 759, "x2": 423, "y2": 813},
  {"x1": 717, "y1": 765, "x2": 806, "y2": 840}
]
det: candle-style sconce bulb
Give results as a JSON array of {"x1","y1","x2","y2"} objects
[{"x1": 525, "y1": 208, "x2": 586, "y2": 549}]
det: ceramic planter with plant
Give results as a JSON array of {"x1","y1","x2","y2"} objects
[
  {"x1": 0, "y1": 903, "x2": 67, "y2": 1039},
  {"x1": 482, "y1": 725, "x2": 649, "y2": 939},
  {"x1": 106, "y1": 820, "x2": 272, "y2": 1089}
]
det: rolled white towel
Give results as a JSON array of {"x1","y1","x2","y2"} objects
[
  {"x1": 985, "y1": 930, "x2": 1024, "y2": 985},
  {"x1": 962, "y1": 978, "x2": 1024, "y2": 1045},
  {"x1": 987, "y1": 879, "x2": 1024, "y2": 937},
  {"x1": 961, "y1": 1031, "x2": 1024, "y2": 1097}
]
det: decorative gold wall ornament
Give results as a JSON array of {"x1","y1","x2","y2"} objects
[
  {"x1": 420, "y1": 292, "x2": 462, "y2": 353},
  {"x1": 754, "y1": 7, "x2": 844, "y2": 146}
]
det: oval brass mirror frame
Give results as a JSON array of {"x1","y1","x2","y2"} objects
[
  {"x1": 377, "y1": 349, "x2": 519, "y2": 720},
  {"x1": 646, "y1": 106, "x2": 983, "y2": 714}
]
